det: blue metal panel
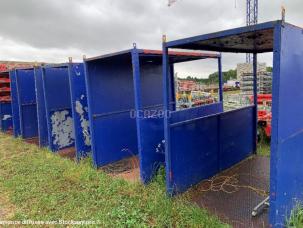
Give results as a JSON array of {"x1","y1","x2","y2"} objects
[
  {"x1": 34, "y1": 67, "x2": 49, "y2": 147},
  {"x1": 269, "y1": 23, "x2": 303, "y2": 227},
  {"x1": 167, "y1": 107, "x2": 254, "y2": 194},
  {"x1": 138, "y1": 117, "x2": 165, "y2": 183},
  {"x1": 85, "y1": 54, "x2": 138, "y2": 167},
  {"x1": 0, "y1": 102, "x2": 12, "y2": 132},
  {"x1": 42, "y1": 65, "x2": 74, "y2": 152},
  {"x1": 93, "y1": 113, "x2": 137, "y2": 166},
  {"x1": 169, "y1": 114, "x2": 219, "y2": 193},
  {"x1": 219, "y1": 106, "x2": 254, "y2": 170},
  {"x1": 68, "y1": 63, "x2": 91, "y2": 159},
  {"x1": 15, "y1": 69, "x2": 38, "y2": 139},
  {"x1": 10, "y1": 70, "x2": 21, "y2": 137}
]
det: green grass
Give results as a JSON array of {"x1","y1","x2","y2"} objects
[
  {"x1": 287, "y1": 204, "x2": 303, "y2": 228},
  {"x1": 257, "y1": 141, "x2": 270, "y2": 157},
  {"x1": 0, "y1": 133, "x2": 227, "y2": 227}
]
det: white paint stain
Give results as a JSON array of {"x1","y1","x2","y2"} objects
[
  {"x1": 51, "y1": 110, "x2": 75, "y2": 149},
  {"x1": 3, "y1": 115, "x2": 12, "y2": 120},
  {"x1": 75, "y1": 97, "x2": 91, "y2": 146}
]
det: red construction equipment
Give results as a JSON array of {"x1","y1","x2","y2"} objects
[{"x1": 249, "y1": 94, "x2": 272, "y2": 139}]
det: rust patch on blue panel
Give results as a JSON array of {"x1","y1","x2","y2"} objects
[{"x1": 50, "y1": 110, "x2": 74, "y2": 149}]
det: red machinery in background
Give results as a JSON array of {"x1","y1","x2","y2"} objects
[{"x1": 249, "y1": 94, "x2": 272, "y2": 140}]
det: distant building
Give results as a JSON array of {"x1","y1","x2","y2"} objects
[{"x1": 237, "y1": 63, "x2": 272, "y2": 95}]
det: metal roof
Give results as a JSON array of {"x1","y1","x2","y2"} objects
[
  {"x1": 165, "y1": 20, "x2": 288, "y2": 53},
  {"x1": 85, "y1": 48, "x2": 220, "y2": 64}
]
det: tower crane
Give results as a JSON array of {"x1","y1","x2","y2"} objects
[{"x1": 246, "y1": 0, "x2": 258, "y2": 63}]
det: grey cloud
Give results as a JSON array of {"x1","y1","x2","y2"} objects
[{"x1": 0, "y1": 0, "x2": 302, "y2": 75}]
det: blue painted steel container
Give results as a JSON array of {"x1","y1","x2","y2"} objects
[
  {"x1": 68, "y1": 63, "x2": 91, "y2": 159},
  {"x1": 84, "y1": 47, "x2": 219, "y2": 183},
  {"x1": 163, "y1": 20, "x2": 303, "y2": 226},
  {"x1": 42, "y1": 64, "x2": 75, "y2": 152},
  {"x1": 84, "y1": 50, "x2": 140, "y2": 169}
]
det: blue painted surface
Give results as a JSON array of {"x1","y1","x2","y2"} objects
[
  {"x1": 34, "y1": 67, "x2": 49, "y2": 147},
  {"x1": 42, "y1": 65, "x2": 75, "y2": 152},
  {"x1": 132, "y1": 48, "x2": 172, "y2": 183},
  {"x1": 162, "y1": 45, "x2": 172, "y2": 194},
  {"x1": 137, "y1": 104, "x2": 222, "y2": 184},
  {"x1": 68, "y1": 63, "x2": 91, "y2": 159},
  {"x1": 167, "y1": 107, "x2": 254, "y2": 194},
  {"x1": 15, "y1": 69, "x2": 38, "y2": 139},
  {"x1": 219, "y1": 107, "x2": 254, "y2": 170},
  {"x1": 0, "y1": 102, "x2": 12, "y2": 132},
  {"x1": 85, "y1": 48, "x2": 222, "y2": 184},
  {"x1": 269, "y1": 23, "x2": 303, "y2": 227},
  {"x1": 138, "y1": 117, "x2": 165, "y2": 183},
  {"x1": 133, "y1": 49, "x2": 215, "y2": 183},
  {"x1": 10, "y1": 70, "x2": 21, "y2": 137},
  {"x1": 170, "y1": 114, "x2": 219, "y2": 193},
  {"x1": 85, "y1": 53, "x2": 138, "y2": 167}
]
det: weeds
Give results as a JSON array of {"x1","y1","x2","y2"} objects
[
  {"x1": 287, "y1": 203, "x2": 303, "y2": 228},
  {"x1": 0, "y1": 133, "x2": 227, "y2": 227}
]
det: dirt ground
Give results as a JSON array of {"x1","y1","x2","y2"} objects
[{"x1": 101, "y1": 156, "x2": 140, "y2": 183}]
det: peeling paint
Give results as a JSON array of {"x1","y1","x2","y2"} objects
[
  {"x1": 51, "y1": 110, "x2": 74, "y2": 149},
  {"x1": 2, "y1": 115, "x2": 12, "y2": 121},
  {"x1": 75, "y1": 97, "x2": 91, "y2": 146},
  {"x1": 75, "y1": 66, "x2": 81, "y2": 76}
]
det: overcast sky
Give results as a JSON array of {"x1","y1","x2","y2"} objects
[{"x1": 0, "y1": 0, "x2": 302, "y2": 78}]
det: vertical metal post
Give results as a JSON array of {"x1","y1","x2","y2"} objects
[
  {"x1": 131, "y1": 44, "x2": 142, "y2": 112},
  {"x1": 14, "y1": 69, "x2": 23, "y2": 137},
  {"x1": 83, "y1": 58, "x2": 97, "y2": 167},
  {"x1": 253, "y1": 53, "x2": 258, "y2": 153},
  {"x1": 41, "y1": 66, "x2": 52, "y2": 151},
  {"x1": 218, "y1": 54, "x2": 223, "y2": 103},
  {"x1": 131, "y1": 44, "x2": 143, "y2": 178},
  {"x1": 162, "y1": 35, "x2": 172, "y2": 195},
  {"x1": 217, "y1": 54, "x2": 223, "y2": 172}
]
